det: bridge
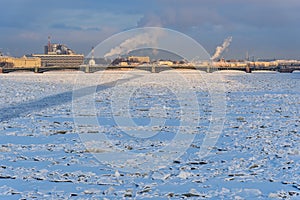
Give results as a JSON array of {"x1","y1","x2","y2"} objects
[{"x1": 1, "y1": 64, "x2": 299, "y2": 74}]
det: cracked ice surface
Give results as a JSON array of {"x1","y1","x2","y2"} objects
[{"x1": 0, "y1": 70, "x2": 299, "y2": 199}]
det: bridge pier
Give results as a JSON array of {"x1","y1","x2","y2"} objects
[
  {"x1": 151, "y1": 65, "x2": 156, "y2": 73},
  {"x1": 245, "y1": 65, "x2": 252, "y2": 73},
  {"x1": 207, "y1": 66, "x2": 214, "y2": 73},
  {"x1": 34, "y1": 67, "x2": 39, "y2": 73},
  {"x1": 85, "y1": 66, "x2": 90, "y2": 73}
]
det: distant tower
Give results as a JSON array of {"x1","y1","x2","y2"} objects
[
  {"x1": 246, "y1": 51, "x2": 249, "y2": 61},
  {"x1": 48, "y1": 36, "x2": 52, "y2": 53},
  {"x1": 89, "y1": 46, "x2": 96, "y2": 66},
  {"x1": 45, "y1": 36, "x2": 52, "y2": 54}
]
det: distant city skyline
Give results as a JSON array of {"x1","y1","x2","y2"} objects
[{"x1": 1, "y1": 0, "x2": 300, "y2": 60}]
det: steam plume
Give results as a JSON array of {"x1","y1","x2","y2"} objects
[
  {"x1": 211, "y1": 36, "x2": 232, "y2": 60},
  {"x1": 104, "y1": 29, "x2": 164, "y2": 58}
]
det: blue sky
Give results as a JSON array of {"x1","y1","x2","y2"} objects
[{"x1": 1, "y1": 0, "x2": 300, "y2": 59}]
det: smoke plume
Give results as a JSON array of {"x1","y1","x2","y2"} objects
[
  {"x1": 211, "y1": 36, "x2": 232, "y2": 60},
  {"x1": 104, "y1": 29, "x2": 164, "y2": 58}
]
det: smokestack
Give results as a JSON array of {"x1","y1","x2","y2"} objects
[
  {"x1": 48, "y1": 36, "x2": 51, "y2": 54},
  {"x1": 88, "y1": 46, "x2": 96, "y2": 66},
  {"x1": 246, "y1": 51, "x2": 249, "y2": 61},
  {"x1": 91, "y1": 46, "x2": 95, "y2": 60}
]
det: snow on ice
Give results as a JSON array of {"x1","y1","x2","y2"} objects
[{"x1": 0, "y1": 70, "x2": 299, "y2": 199}]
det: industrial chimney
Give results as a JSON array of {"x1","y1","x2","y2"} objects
[{"x1": 48, "y1": 36, "x2": 51, "y2": 53}]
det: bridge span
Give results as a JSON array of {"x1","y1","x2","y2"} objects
[{"x1": 1, "y1": 65, "x2": 299, "y2": 74}]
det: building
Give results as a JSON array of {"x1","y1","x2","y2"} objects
[
  {"x1": 31, "y1": 54, "x2": 84, "y2": 67},
  {"x1": 111, "y1": 56, "x2": 151, "y2": 66},
  {"x1": 127, "y1": 56, "x2": 150, "y2": 63},
  {"x1": 44, "y1": 42, "x2": 75, "y2": 55},
  {"x1": 158, "y1": 60, "x2": 174, "y2": 66},
  {"x1": 0, "y1": 56, "x2": 41, "y2": 68},
  {"x1": 31, "y1": 37, "x2": 84, "y2": 67}
]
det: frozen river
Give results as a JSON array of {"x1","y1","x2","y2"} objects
[{"x1": 0, "y1": 70, "x2": 299, "y2": 199}]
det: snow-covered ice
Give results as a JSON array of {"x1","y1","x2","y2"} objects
[{"x1": 0, "y1": 70, "x2": 299, "y2": 199}]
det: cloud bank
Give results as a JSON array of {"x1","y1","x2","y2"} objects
[{"x1": 0, "y1": 0, "x2": 299, "y2": 59}]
